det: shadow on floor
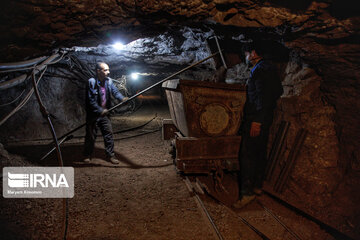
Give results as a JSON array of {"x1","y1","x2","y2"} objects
[{"x1": 5, "y1": 143, "x2": 172, "y2": 169}]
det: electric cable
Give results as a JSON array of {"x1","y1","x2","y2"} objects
[
  {"x1": 31, "y1": 67, "x2": 68, "y2": 240},
  {"x1": 0, "y1": 66, "x2": 37, "y2": 73},
  {"x1": 7, "y1": 115, "x2": 157, "y2": 144},
  {"x1": 0, "y1": 51, "x2": 66, "y2": 126},
  {"x1": 0, "y1": 56, "x2": 47, "y2": 70},
  {"x1": 71, "y1": 115, "x2": 157, "y2": 139},
  {"x1": 112, "y1": 128, "x2": 160, "y2": 141},
  {"x1": 38, "y1": 116, "x2": 157, "y2": 161},
  {"x1": 0, "y1": 89, "x2": 26, "y2": 107},
  {"x1": 113, "y1": 115, "x2": 156, "y2": 134},
  {"x1": 47, "y1": 51, "x2": 66, "y2": 65},
  {"x1": 0, "y1": 53, "x2": 60, "y2": 90},
  {"x1": 0, "y1": 66, "x2": 46, "y2": 126}
]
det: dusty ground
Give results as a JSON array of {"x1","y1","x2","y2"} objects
[{"x1": 1, "y1": 102, "x2": 339, "y2": 240}]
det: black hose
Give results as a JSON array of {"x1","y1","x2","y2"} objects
[
  {"x1": 38, "y1": 116, "x2": 156, "y2": 161},
  {"x1": 6, "y1": 115, "x2": 156, "y2": 145},
  {"x1": 31, "y1": 68, "x2": 68, "y2": 240}
]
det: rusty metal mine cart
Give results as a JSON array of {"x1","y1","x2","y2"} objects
[{"x1": 162, "y1": 79, "x2": 246, "y2": 205}]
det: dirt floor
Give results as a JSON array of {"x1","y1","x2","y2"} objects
[{"x1": 1, "y1": 102, "x2": 340, "y2": 240}]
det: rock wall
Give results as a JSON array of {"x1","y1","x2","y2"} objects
[
  {"x1": 268, "y1": 53, "x2": 359, "y2": 237},
  {"x1": 0, "y1": 68, "x2": 86, "y2": 141},
  {"x1": 0, "y1": 0, "x2": 359, "y2": 238}
]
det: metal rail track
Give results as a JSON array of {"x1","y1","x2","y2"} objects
[{"x1": 183, "y1": 177, "x2": 303, "y2": 240}]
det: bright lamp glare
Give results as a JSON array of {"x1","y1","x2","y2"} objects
[
  {"x1": 112, "y1": 42, "x2": 124, "y2": 50},
  {"x1": 131, "y1": 72, "x2": 139, "y2": 80}
]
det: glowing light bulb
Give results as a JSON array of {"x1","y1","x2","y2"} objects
[
  {"x1": 112, "y1": 42, "x2": 124, "y2": 50},
  {"x1": 131, "y1": 72, "x2": 139, "y2": 80}
]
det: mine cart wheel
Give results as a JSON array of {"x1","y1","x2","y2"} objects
[
  {"x1": 169, "y1": 139, "x2": 177, "y2": 166},
  {"x1": 169, "y1": 140, "x2": 176, "y2": 159}
]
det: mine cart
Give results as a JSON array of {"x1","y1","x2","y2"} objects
[{"x1": 162, "y1": 79, "x2": 246, "y2": 205}]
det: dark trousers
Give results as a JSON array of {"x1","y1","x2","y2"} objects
[
  {"x1": 239, "y1": 120, "x2": 271, "y2": 196},
  {"x1": 84, "y1": 116, "x2": 115, "y2": 158}
]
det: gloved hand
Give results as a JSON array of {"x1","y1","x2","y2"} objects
[
  {"x1": 250, "y1": 122, "x2": 261, "y2": 137},
  {"x1": 122, "y1": 97, "x2": 129, "y2": 102},
  {"x1": 101, "y1": 109, "x2": 109, "y2": 116}
]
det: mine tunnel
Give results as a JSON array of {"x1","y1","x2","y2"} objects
[{"x1": 0, "y1": 1, "x2": 359, "y2": 240}]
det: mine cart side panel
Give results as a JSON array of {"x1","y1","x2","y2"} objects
[
  {"x1": 170, "y1": 90, "x2": 189, "y2": 136},
  {"x1": 162, "y1": 80, "x2": 189, "y2": 136},
  {"x1": 179, "y1": 80, "x2": 246, "y2": 137},
  {"x1": 162, "y1": 80, "x2": 177, "y2": 127}
]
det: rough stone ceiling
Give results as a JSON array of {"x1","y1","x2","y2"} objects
[{"x1": 0, "y1": 0, "x2": 359, "y2": 61}]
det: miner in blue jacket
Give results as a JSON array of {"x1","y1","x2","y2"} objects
[
  {"x1": 234, "y1": 42, "x2": 283, "y2": 208},
  {"x1": 83, "y1": 62, "x2": 128, "y2": 164}
]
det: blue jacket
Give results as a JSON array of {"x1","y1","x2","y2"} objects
[
  {"x1": 85, "y1": 77, "x2": 125, "y2": 118},
  {"x1": 243, "y1": 59, "x2": 283, "y2": 125}
]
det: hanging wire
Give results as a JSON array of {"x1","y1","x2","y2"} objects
[
  {"x1": 0, "y1": 52, "x2": 66, "y2": 126},
  {"x1": 47, "y1": 51, "x2": 67, "y2": 65},
  {"x1": 0, "y1": 89, "x2": 26, "y2": 107},
  {"x1": 0, "y1": 66, "x2": 47, "y2": 126},
  {"x1": 0, "y1": 53, "x2": 62, "y2": 90},
  {"x1": 31, "y1": 65, "x2": 68, "y2": 240},
  {"x1": 0, "y1": 66, "x2": 37, "y2": 73}
]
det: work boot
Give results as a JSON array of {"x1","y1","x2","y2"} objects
[
  {"x1": 232, "y1": 195, "x2": 256, "y2": 209},
  {"x1": 83, "y1": 157, "x2": 91, "y2": 163},
  {"x1": 108, "y1": 156, "x2": 120, "y2": 164}
]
